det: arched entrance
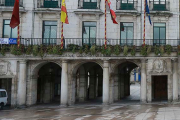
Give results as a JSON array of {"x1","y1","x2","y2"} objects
[
  {"x1": 37, "y1": 62, "x2": 62, "y2": 103},
  {"x1": 114, "y1": 61, "x2": 141, "y2": 102},
  {"x1": 74, "y1": 62, "x2": 103, "y2": 103}
]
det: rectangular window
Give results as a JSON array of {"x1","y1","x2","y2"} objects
[
  {"x1": 153, "y1": 23, "x2": 166, "y2": 45},
  {"x1": 3, "y1": 20, "x2": 17, "y2": 38},
  {"x1": 82, "y1": 22, "x2": 96, "y2": 46},
  {"x1": 44, "y1": 0, "x2": 59, "y2": 8},
  {"x1": 0, "y1": 91, "x2": 6, "y2": 97},
  {"x1": 83, "y1": 0, "x2": 97, "y2": 9},
  {"x1": 43, "y1": 21, "x2": 57, "y2": 45},
  {"x1": 121, "y1": 0, "x2": 135, "y2": 10},
  {"x1": 153, "y1": 0, "x2": 166, "y2": 11},
  {"x1": 120, "y1": 23, "x2": 134, "y2": 46}
]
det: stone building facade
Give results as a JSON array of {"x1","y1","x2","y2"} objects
[{"x1": 0, "y1": 0, "x2": 180, "y2": 107}]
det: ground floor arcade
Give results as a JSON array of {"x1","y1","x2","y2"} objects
[{"x1": 0, "y1": 58, "x2": 179, "y2": 107}]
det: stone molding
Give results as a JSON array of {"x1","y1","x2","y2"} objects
[{"x1": 0, "y1": 60, "x2": 13, "y2": 76}]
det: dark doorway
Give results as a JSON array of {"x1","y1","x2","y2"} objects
[
  {"x1": 0, "y1": 78, "x2": 12, "y2": 105},
  {"x1": 152, "y1": 76, "x2": 168, "y2": 101},
  {"x1": 37, "y1": 62, "x2": 61, "y2": 104}
]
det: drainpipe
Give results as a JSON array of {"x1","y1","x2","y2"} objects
[
  {"x1": 140, "y1": 0, "x2": 143, "y2": 40},
  {"x1": 31, "y1": 0, "x2": 35, "y2": 38}
]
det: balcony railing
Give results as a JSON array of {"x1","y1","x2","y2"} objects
[
  {"x1": 149, "y1": 0, "x2": 170, "y2": 11},
  {"x1": 78, "y1": 0, "x2": 101, "y2": 9},
  {"x1": 16, "y1": 38, "x2": 180, "y2": 48},
  {"x1": 37, "y1": 0, "x2": 61, "y2": 8},
  {"x1": 0, "y1": 0, "x2": 23, "y2": 7},
  {"x1": 116, "y1": 0, "x2": 138, "y2": 10}
]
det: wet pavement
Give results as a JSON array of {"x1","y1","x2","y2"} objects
[{"x1": 1, "y1": 103, "x2": 180, "y2": 120}]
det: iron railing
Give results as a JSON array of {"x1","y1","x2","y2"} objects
[
  {"x1": 116, "y1": 0, "x2": 138, "y2": 10},
  {"x1": 17, "y1": 38, "x2": 180, "y2": 48},
  {"x1": 149, "y1": 0, "x2": 170, "y2": 11},
  {"x1": 37, "y1": 0, "x2": 61, "y2": 8},
  {"x1": 0, "y1": 0, "x2": 23, "y2": 7},
  {"x1": 78, "y1": 0, "x2": 101, "y2": 9}
]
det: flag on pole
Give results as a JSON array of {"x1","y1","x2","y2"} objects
[
  {"x1": 145, "y1": 0, "x2": 152, "y2": 25},
  {"x1": 10, "y1": 0, "x2": 20, "y2": 28},
  {"x1": 106, "y1": 0, "x2": 118, "y2": 24},
  {"x1": 61, "y1": 0, "x2": 69, "y2": 24}
]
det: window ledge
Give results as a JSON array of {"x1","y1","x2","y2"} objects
[
  {"x1": 0, "y1": 7, "x2": 26, "y2": 12},
  {"x1": 149, "y1": 11, "x2": 173, "y2": 17},
  {"x1": 34, "y1": 8, "x2": 61, "y2": 13},
  {"x1": 74, "y1": 9, "x2": 103, "y2": 15},
  {"x1": 115, "y1": 10, "x2": 141, "y2": 16}
]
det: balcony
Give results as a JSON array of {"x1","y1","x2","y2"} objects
[
  {"x1": 37, "y1": 0, "x2": 61, "y2": 8},
  {"x1": 0, "y1": 0, "x2": 23, "y2": 7},
  {"x1": 78, "y1": 0, "x2": 100, "y2": 9},
  {"x1": 149, "y1": 0, "x2": 170, "y2": 11},
  {"x1": 116, "y1": 0, "x2": 137, "y2": 10}
]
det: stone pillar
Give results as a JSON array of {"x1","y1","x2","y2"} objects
[
  {"x1": 141, "y1": 59, "x2": 147, "y2": 103},
  {"x1": 173, "y1": 59, "x2": 178, "y2": 101},
  {"x1": 61, "y1": 60, "x2": 68, "y2": 106},
  {"x1": 103, "y1": 60, "x2": 109, "y2": 105},
  {"x1": 17, "y1": 60, "x2": 27, "y2": 106}
]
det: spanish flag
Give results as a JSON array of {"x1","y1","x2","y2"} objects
[
  {"x1": 61, "y1": 0, "x2": 69, "y2": 24},
  {"x1": 107, "y1": 0, "x2": 118, "y2": 24}
]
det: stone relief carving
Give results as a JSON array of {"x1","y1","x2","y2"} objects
[
  {"x1": 152, "y1": 59, "x2": 167, "y2": 73},
  {"x1": 0, "y1": 60, "x2": 13, "y2": 76}
]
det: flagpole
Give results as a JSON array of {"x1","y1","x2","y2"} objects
[
  {"x1": 61, "y1": 22, "x2": 64, "y2": 49},
  {"x1": 143, "y1": 0, "x2": 146, "y2": 46},
  {"x1": 18, "y1": 25, "x2": 20, "y2": 47},
  {"x1": 105, "y1": 0, "x2": 107, "y2": 49}
]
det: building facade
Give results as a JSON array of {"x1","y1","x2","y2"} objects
[{"x1": 0, "y1": 0, "x2": 180, "y2": 107}]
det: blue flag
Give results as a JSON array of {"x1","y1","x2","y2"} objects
[{"x1": 146, "y1": 0, "x2": 152, "y2": 25}]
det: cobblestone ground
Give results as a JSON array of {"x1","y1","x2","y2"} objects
[{"x1": 1, "y1": 103, "x2": 180, "y2": 120}]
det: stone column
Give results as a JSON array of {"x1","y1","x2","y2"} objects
[
  {"x1": 141, "y1": 59, "x2": 147, "y2": 103},
  {"x1": 61, "y1": 60, "x2": 68, "y2": 106},
  {"x1": 103, "y1": 60, "x2": 109, "y2": 105},
  {"x1": 173, "y1": 59, "x2": 178, "y2": 101},
  {"x1": 17, "y1": 60, "x2": 27, "y2": 106}
]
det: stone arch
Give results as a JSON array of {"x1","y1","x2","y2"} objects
[{"x1": 27, "y1": 61, "x2": 62, "y2": 105}]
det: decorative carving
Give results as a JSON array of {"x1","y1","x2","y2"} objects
[
  {"x1": 152, "y1": 59, "x2": 167, "y2": 73},
  {"x1": 0, "y1": 60, "x2": 12, "y2": 76}
]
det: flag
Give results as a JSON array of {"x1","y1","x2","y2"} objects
[
  {"x1": 145, "y1": 0, "x2": 152, "y2": 25},
  {"x1": 10, "y1": 0, "x2": 20, "y2": 28},
  {"x1": 106, "y1": 0, "x2": 118, "y2": 24},
  {"x1": 61, "y1": 0, "x2": 69, "y2": 24}
]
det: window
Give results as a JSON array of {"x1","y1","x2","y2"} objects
[
  {"x1": 120, "y1": 23, "x2": 134, "y2": 46},
  {"x1": 120, "y1": 0, "x2": 135, "y2": 10},
  {"x1": 43, "y1": 21, "x2": 57, "y2": 45},
  {"x1": 44, "y1": 0, "x2": 59, "y2": 8},
  {"x1": 153, "y1": 0, "x2": 166, "y2": 11},
  {"x1": 153, "y1": 23, "x2": 166, "y2": 45},
  {"x1": 82, "y1": 22, "x2": 96, "y2": 46},
  {"x1": 83, "y1": 0, "x2": 97, "y2": 9},
  {"x1": 0, "y1": 91, "x2": 6, "y2": 97},
  {"x1": 5, "y1": 0, "x2": 16, "y2": 6},
  {"x1": 3, "y1": 20, "x2": 17, "y2": 38}
]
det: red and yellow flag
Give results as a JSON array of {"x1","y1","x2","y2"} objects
[
  {"x1": 61, "y1": 0, "x2": 69, "y2": 24},
  {"x1": 107, "y1": 0, "x2": 118, "y2": 24}
]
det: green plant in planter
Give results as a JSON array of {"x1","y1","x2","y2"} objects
[
  {"x1": 39, "y1": 45, "x2": 47, "y2": 58},
  {"x1": 84, "y1": 45, "x2": 89, "y2": 54},
  {"x1": 130, "y1": 45, "x2": 136, "y2": 56},
  {"x1": 113, "y1": 45, "x2": 121, "y2": 55},
  {"x1": 90, "y1": 45, "x2": 96, "y2": 55},
  {"x1": 32, "y1": 45, "x2": 39, "y2": 56},
  {"x1": 123, "y1": 45, "x2": 128, "y2": 56},
  {"x1": 106, "y1": 46, "x2": 112, "y2": 56},
  {"x1": 52, "y1": 45, "x2": 59, "y2": 54},
  {"x1": 140, "y1": 45, "x2": 147, "y2": 56},
  {"x1": 47, "y1": 45, "x2": 53, "y2": 54},
  {"x1": 10, "y1": 45, "x2": 24, "y2": 55},
  {"x1": 72, "y1": 45, "x2": 77, "y2": 54},
  {"x1": 178, "y1": 45, "x2": 180, "y2": 55},
  {"x1": 0, "y1": 46, "x2": 6, "y2": 56},
  {"x1": 159, "y1": 46, "x2": 165, "y2": 55},
  {"x1": 154, "y1": 46, "x2": 160, "y2": 55},
  {"x1": 165, "y1": 44, "x2": 172, "y2": 55},
  {"x1": 26, "y1": 45, "x2": 32, "y2": 55},
  {"x1": 101, "y1": 45, "x2": 106, "y2": 55},
  {"x1": 79, "y1": 46, "x2": 83, "y2": 54},
  {"x1": 147, "y1": 45, "x2": 152, "y2": 55}
]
